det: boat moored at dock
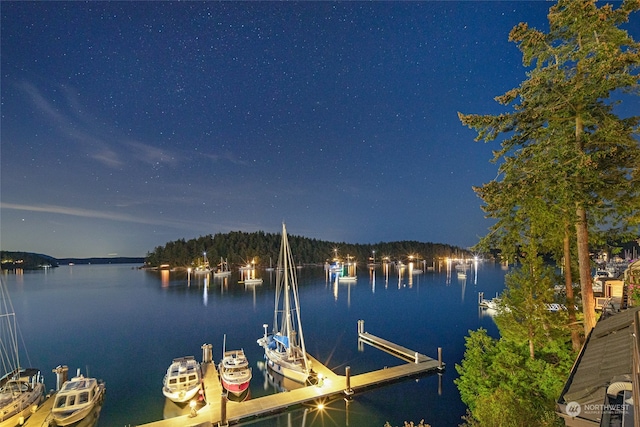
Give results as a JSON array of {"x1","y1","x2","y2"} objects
[
  {"x1": 162, "y1": 356, "x2": 202, "y2": 404},
  {"x1": 0, "y1": 368, "x2": 45, "y2": 427},
  {"x1": 218, "y1": 349, "x2": 252, "y2": 398},
  {"x1": 50, "y1": 369, "x2": 105, "y2": 427},
  {"x1": 0, "y1": 279, "x2": 45, "y2": 427},
  {"x1": 257, "y1": 223, "x2": 315, "y2": 385}
]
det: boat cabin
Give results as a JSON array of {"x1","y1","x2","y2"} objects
[
  {"x1": 165, "y1": 357, "x2": 200, "y2": 391},
  {"x1": 54, "y1": 378, "x2": 98, "y2": 409}
]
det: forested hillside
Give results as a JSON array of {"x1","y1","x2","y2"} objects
[
  {"x1": 144, "y1": 230, "x2": 469, "y2": 269},
  {"x1": 1, "y1": 251, "x2": 58, "y2": 269}
]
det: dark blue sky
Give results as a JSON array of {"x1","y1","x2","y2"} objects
[{"x1": 2, "y1": 2, "x2": 638, "y2": 258}]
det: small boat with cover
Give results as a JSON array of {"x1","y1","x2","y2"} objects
[
  {"x1": 218, "y1": 336, "x2": 252, "y2": 398},
  {"x1": 50, "y1": 369, "x2": 105, "y2": 426},
  {"x1": 162, "y1": 356, "x2": 202, "y2": 403}
]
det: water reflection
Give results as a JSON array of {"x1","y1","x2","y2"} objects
[
  {"x1": 161, "y1": 269, "x2": 169, "y2": 287},
  {"x1": 203, "y1": 276, "x2": 208, "y2": 306},
  {"x1": 71, "y1": 397, "x2": 105, "y2": 427},
  {"x1": 369, "y1": 268, "x2": 375, "y2": 293},
  {"x1": 257, "y1": 360, "x2": 305, "y2": 393}
]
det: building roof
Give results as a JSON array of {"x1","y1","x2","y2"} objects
[{"x1": 557, "y1": 307, "x2": 638, "y2": 425}]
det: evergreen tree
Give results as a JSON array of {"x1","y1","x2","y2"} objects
[{"x1": 460, "y1": 0, "x2": 640, "y2": 336}]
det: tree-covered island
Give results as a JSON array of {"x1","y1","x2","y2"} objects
[{"x1": 144, "y1": 230, "x2": 472, "y2": 270}]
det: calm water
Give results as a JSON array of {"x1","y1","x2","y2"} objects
[{"x1": 2, "y1": 261, "x2": 507, "y2": 427}]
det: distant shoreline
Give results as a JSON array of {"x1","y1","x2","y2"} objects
[
  {"x1": 57, "y1": 257, "x2": 145, "y2": 265},
  {"x1": 1, "y1": 251, "x2": 145, "y2": 270}
]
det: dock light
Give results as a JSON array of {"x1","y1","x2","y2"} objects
[
  {"x1": 189, "y1": 399, "x2": 197, "y2": 417},
  {"x1": 317, "y1": 403, "x2": 325, "y2": 411}
]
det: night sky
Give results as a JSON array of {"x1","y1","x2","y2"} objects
[{"x1": 2, "y1": 2, "x2": 638, "y2": 258}]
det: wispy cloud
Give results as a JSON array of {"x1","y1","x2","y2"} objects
[
  {"x1": 125, "y1": 140, "x2": 180, "y2": 167},
  {"x1": 19, "y1": 81, "x2": 183, "y2": 169},
  {"x1": 200, "y1": 150, "x2": 248, "y2": 166},
  {"x1": 1, "y1": 202, "x2": 191, "y2": 229}
]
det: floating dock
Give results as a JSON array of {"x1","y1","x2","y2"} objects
[{"x1": 136, "y1": 320, "x2": 443, "y2": 427}]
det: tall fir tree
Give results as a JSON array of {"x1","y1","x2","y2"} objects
[{"x1": 460, "y1": 0, "x2": 640, "y2": 336}]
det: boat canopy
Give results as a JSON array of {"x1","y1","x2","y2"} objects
[{"x1": 274, "y1": 335, "x2": 290, "y2": 349}]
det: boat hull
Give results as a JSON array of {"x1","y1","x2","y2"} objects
[
  {"x1": 162, "y1": 386, "x2": 200, "y2": 404},
  {"x1": 262, "y1": 348, "x2": 310, "y2": 384},
  {"x1": 265, "y1": 358, "x2": 308, "y2": 384},
  {"x1": 220, "y1": 378, "x2": 250, "y2": 395}
]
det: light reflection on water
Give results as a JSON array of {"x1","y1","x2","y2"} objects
[{"x1": 2, "y1": 261, "x2": 507, "y2": 427}]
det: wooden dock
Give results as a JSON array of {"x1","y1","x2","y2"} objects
[
  {"x1": 137, "y1": 321, "x2": 444, "y2": 427},
  {"x1": 23, "y1": 392, "x2": 55, "y2": 427},
  {"x1": 358, "y1": 332, "x2": 433, "y2": 363}
]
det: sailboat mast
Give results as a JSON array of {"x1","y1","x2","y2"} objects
[
  {"x1": 282, "y1": 224, "x2": 293, "y2": 355},
  {"x1": 0, "y1": 278, "x2": 20, "y2": 373}
]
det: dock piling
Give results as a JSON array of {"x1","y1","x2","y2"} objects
[
  {"x1": 53, "y1": 365, "x2": 68, "y2": 391},
  {"x1": 438, "y1": 347, "x2": 443, "y2": 371},
  {"x1": 344, "y1": 366, "x2": 354, "y2": 396},
  {"x1": 220, "y1": 393, "x2": 228, "y2": 427},
  {"x1": 202, "y1": 343, "x2": 213, "y2": 364}
]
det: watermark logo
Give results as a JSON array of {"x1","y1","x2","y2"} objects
[
  {"x1": 565, "y1": 401, "x2": 582, "y2": 417},
  {"x1": 565, "y1": 401, "x2": 631, "y2": 417}
]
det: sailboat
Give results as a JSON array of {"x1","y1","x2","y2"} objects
[
  {"x1": 257, "y1": 223, "x2": 315, "y2": 384},
  {"x1": 213, "y1": 258, "x2": 231, "y2": 278},
  {"x1": 338, "y1": 254, "x2": 357, "y2": 282},
  {"x1": 0, "y1": 278, "x2": 45, "y2": 427},
  {"x1": 194, "y1": 252, "x2": 211, "y2": 275}
]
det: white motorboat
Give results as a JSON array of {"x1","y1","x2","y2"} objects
[
  {"x1": 51, "y1": 369, "x2": 105, "y2": 427},
  {"x1": 162, "y1": 356, "x2": 202, "y2": 403},
  {"x1": 239, "y1": 264, "x2": 262, "y2": 285},
  {"x1": 0, "y1": 279, "x2": 45, "y2": 427},
  {"x1": 257, "y1": 223, "x2": 315, "y2": 384}
]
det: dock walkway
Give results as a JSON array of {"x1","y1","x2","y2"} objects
[
  {"x1": 137, "y1": 321, "x2": 444, "y2": 427},
  {"x1": 23, "y1": 392, "x2": 55, "y2": 427},
  {"x1": 357, "y1": 332, "x2": 433, "y2": 363}
]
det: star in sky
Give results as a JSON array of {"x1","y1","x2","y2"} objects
[{"x1": 2, "y1": 2, "x2": 638, "y2": 258}]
